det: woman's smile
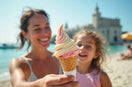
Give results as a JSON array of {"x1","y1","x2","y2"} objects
[{"x1": 38, "y1": 37, "x2": 50, "y2": 46}]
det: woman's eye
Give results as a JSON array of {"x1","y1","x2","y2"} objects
[
  {"x1": 45, "y1": 26, "x2": 51, "y2": 30},
  {"x1": 34, "y1": 28, "x2": 41, "y2": 31}
]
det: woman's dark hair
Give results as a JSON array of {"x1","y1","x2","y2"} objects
[{"x1": 17, "y1": 8, "x2": 49, "y2": 50}]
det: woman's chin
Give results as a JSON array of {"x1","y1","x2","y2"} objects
[{"x1": 40, "y1": 43, "x2": 50, "y2": 48}]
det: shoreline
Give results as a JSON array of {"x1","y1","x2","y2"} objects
[
  {"x1": 0, "y1": 54, "x2": 132, "y2": 87},
  {"x1": 0, "y1": 72, "x2": 10, "y2": 81}
]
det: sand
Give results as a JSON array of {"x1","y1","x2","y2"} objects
[
  {"x1": 103, "y1": 54, "x2": 132, "y2": 87},
  {"x1": 0, "y1": 79, "x2": 12, "y2": 87},
  {"x1": 0, "y1": 54, "x2": 132, "y2": 87}
]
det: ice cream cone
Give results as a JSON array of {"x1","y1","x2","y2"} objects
[
  {"x1": 54, "y1": 24, "x2": 79, "y2": 78},
  {"x1": 58, "y1": 56, "x2": 77, "y2": 77}
]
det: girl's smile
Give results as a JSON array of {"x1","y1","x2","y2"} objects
[{"x1": 76, "y1": 34, "x2": 97, "y2": 63}]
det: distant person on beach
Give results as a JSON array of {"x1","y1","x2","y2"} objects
[
  {"x1": 74, "y1": 30, "x2": 112, "y2": 87},
  {"x1": 9, "y1": 9, "x2": 79, "y2": 87},
  {"x1": 120, "y1": 45, "x2": 132, "y2": 60}
]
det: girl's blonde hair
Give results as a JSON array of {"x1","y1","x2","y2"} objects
[{"x1": 74, "y1": 30, "x2": 108, "y2": 72}]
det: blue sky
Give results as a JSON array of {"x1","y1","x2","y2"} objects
[{"x1": 0, "y1": 0, "x2": 131, "y2": 43}]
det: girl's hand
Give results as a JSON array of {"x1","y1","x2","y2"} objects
[{"x1": 40, "y1": 74, "x2": 80, "y2": 87}]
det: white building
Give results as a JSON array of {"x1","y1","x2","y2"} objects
[{"x1": 65, "y1": 6, "x2": 123, "y2": 45}]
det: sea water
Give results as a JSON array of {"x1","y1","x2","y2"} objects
[{"x1": 0, "y1": 43, "x2": 127, "y2": 81}]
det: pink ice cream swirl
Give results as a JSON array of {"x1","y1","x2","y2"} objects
[{"x1": 54, "y1": 24, "x2": 79, "y2": 58}]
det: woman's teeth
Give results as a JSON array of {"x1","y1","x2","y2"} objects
[{"x1": 40, "y1": 38, "x2": 48, "y2": 41}]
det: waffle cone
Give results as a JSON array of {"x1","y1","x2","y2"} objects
[{"x1": 58, "y1": 56, "x2": 77, "y2": 72}]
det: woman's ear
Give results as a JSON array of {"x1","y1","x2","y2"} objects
[
  {"x1": 93, "y1": 51, "x2": 100, "y2": 59},
  {"x1": 21, "y1": 30, "x2": 29, "y2": 40}
]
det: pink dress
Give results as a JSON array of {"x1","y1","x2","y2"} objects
[{"x1": 76, "y1": 69, "x2": 101, "y2": 87}]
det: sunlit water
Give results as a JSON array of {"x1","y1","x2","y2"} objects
[{"x1": 0, "y1": 43, "x2": 127, "y2": 81}]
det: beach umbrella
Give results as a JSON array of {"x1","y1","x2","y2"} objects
[{"x1": 121, "y1": 32, "x2": 132, "y2": 40}]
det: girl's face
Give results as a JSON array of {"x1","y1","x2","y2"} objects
[
  {"x1": 26, "y1": 14, "x2": 51, "y2": 49},
  {"x1": 76, "y1": 34, "x2": 97, "y2": 64}
]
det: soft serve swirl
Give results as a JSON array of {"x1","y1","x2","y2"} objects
[{"x1": 54, "y1": 24, "x2": 78, "y2": 58}]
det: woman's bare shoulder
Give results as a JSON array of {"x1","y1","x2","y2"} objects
[
  {"x1": 9, "y1": 57, "x2": 28, "y2": 71},
  {"x1": 10, "y1": 57, "x2": 26, "y2": 65}
]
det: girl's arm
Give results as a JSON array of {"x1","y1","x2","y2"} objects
[
  {"x1": 100, "y1": 71, "x2": 112, "y2": 87},
  {"x1": 9, "y1": 58, "x2": 79, "y2": 87}
]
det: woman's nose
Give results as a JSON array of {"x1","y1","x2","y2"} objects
[{"x1": 41, "y1": 29, "x2": 49, "y2": 34}]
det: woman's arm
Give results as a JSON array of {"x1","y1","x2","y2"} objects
[
  {"x1": 100, "y1": 71, "x2": 112, "y2": 87},
  {"x1": 9, "y1": 58, "x2": 40, "y2": 87},
  {"x1": 9, "y1": 58, "x2": 79, "y2": 87}
]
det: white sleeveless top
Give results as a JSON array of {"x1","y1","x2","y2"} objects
[{"x1": 24, "y1": 57, "x2": 62, "y2": 82}]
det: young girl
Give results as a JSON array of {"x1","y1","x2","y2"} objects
[{"x1": 74, "y1": 30, "x2": 112, "y2": 87}]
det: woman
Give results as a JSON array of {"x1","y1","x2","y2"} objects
[{"x1": 9, "y1": 8, "x2": 79, "y2": 87}]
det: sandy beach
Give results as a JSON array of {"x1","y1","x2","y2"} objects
[
  {"x1": 103, "y1": 54, "x2": 132, "y2": 87},
  {"x1": 0, "y1": 79, "x2": 12, "y2": 87},
  {"x1": 0, "y1": 54, "x2": 132, "y2": 87}
]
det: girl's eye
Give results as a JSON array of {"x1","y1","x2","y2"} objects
[{"x1": 86, "y1": 45, "x2": 92, "y2": 49}]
